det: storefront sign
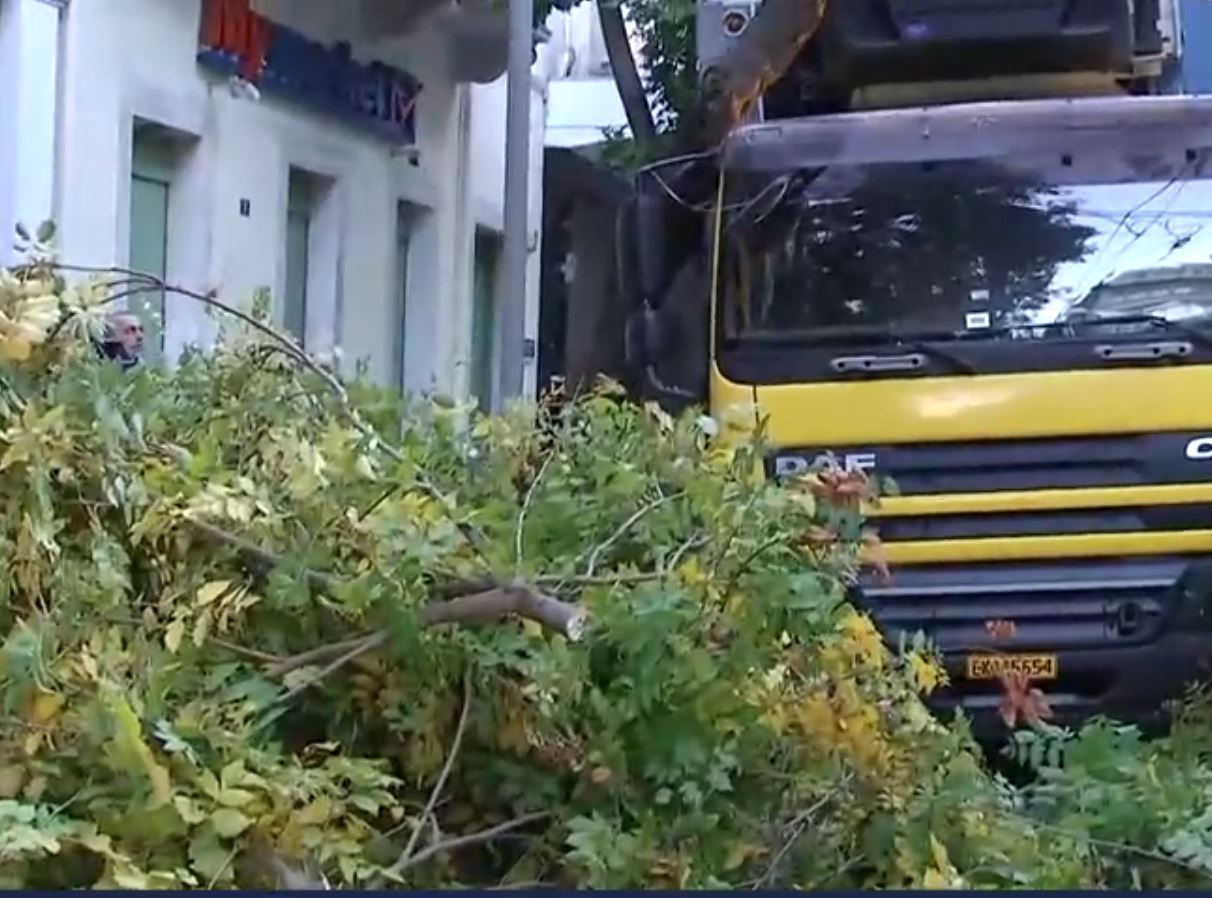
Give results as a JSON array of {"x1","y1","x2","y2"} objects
[{"x1": 198, "y1": 0, "x2": 422, "y2": 145}]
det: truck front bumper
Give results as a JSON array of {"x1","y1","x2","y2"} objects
[{"x1": 852, "y1": 555, "x2": 1212, "y2": 740}]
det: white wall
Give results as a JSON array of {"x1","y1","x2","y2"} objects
[
  {"x1": 7, "y1": 0, "x2": 543, "y2": 405},
  {"x1": 0, "y1": 0, "x2": 61, "y2": 266}
]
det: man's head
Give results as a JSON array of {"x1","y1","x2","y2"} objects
[{"x1": 102, "y1": 311, "x2": 145, "y2": 368}]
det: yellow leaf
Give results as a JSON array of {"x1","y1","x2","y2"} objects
[
  {"x1": 0, "y1": 335, "x2": 31, "y2": 361},
  {"x1": 216, "y1": 788, "x2": 255, "y2": 808},
  {"x1": 294, "y1": 797, "x2": 333, "y2": 826},
  {"x1": 110, "y1": 862, "x2": 154, "y2": 890},
  {"x1": 521, "y1": 619, "x2": 543, "y2": 639},
  {"x1": 0, "y1": 765, "x2": 25, "y2": 798},
  {"x1": 930, "y1": 834, "x2": 950, "y2": 870},
  {"x1": 29, "y1": 691, "x2": 65, "y2": 724},
  {"x1": 78, "y1": 832, "x2": 117, "y2": 857},
  {"x1": 210, "y1": 808, "x2": 252, "y2": 838},
  {"x1": 164, "y1": 619, "x2": 186, "y2": 654},
  {"x1": 839, "y1": 609, "x2": 886, "y2": 670},
  {"x1": 23, "y1": 775, "x2": 47, "y2": 801},
  {"x1": 724, "y1": 841, "x2": 763, "y2": 871},
  {"x1": 192, "y1": 608, "x2": 213, "y2": 648},
  {"x1": 196, "y1": 580, "x2": 235, "y2": 607},
  {"x1": 22, "y1": 731, "x2": 42, "y2": 757},
  {"x1": 106, "y1": 692, "x2": 172, "y2": 807},
  {"x1": 908, "y1": 651, "x2": 945, "y2": 696},
  {"x1": 922, "y1": 868, "x2": 952, "y2": 889}
]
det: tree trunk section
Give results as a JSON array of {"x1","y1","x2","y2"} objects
[{"x1": 597, "y1": 1, "x2": 657, "y2": 144}]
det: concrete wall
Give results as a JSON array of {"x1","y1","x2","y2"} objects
[{"x1": 0, "y1": 0, "x2": 544, "y2": 407}]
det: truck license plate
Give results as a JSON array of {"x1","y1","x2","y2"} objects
[{"x1": 965, "y1": 654, "x2": 1057, "y2": 680}]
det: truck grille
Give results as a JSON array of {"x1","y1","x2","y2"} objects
[
  {"x1": 877, "y1": 504, "x2": 1212, "y2": 541},
  {"x1": 858, "y1": 557, "x2": 1185, "y2": 652},
  {"x1": 854, "y1": 432, "x2": 1212, "y2": 496},
  {"x1": 772, "y1": 430, "x2": 1212, "y2": 541}
]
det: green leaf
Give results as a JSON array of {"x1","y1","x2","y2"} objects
[{"x1": 209, "y1": 808, "x2": 252, "y2": 839}]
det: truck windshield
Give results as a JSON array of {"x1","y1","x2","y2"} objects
[{"x1": 716, "y1": 148, "x2": 1212, "y2": 375}]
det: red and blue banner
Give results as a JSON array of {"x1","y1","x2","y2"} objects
[{"x1": 198, "y1": 0, "x2": 422, "y2": 145}]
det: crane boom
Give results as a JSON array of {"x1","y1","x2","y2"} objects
[{"x1": 697, "y1": 0, "x2": 827, "y2": 145}]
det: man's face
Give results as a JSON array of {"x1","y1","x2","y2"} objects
[{"x1": 111, "y1": 314, "x2": 145, "y2": 356}]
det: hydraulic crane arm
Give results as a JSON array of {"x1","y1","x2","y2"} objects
[{"x1": 697, "y1": 0, "x2": 827, "y2": 146}]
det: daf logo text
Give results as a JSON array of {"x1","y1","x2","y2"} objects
[{"x1": 774, "y1": 451, "x2": 877, "y2": 478}]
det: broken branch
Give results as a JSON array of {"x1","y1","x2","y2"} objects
[{"x1": 384, "y1": 812, "x2": 552, "y2": 880}]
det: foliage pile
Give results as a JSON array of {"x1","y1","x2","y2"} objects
[{"x1": 3, "y1": 244, "x2": 1212, "y2": 889}]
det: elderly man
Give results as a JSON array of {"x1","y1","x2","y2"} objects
[{"x1": 100, "y1": 310, "x2": 145, "y2": 370}]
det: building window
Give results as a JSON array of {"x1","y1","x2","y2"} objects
[
  {"x1": 471, "y1": 229, "x2": 501, "y2": 411},
  {"x1": 393, "y1": 202, "x2": 423, "y2": 393},
  {"x1": 128, "y1": 126, "x2": 175, "y2": 363}
]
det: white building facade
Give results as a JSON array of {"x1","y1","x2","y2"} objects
[{"x1": 0, "y1": 0, "x2": 545, "y2": 407}]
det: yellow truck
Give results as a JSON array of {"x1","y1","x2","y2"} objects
[{"x1": 620, "y1": 1, "x2": 1212, "y2": 735}]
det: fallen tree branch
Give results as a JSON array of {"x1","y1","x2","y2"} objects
[
  {"x1": 184, "y1": 519, "x2": 589, "y2": 685},
  {"x1": 247, "y1": 586, "x2": 586, "y2": 697},
  {"x1": 420, "y1": 585, "x2": 586, "y2": 640}
]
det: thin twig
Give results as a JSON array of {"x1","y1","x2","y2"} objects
[
  {"x1": 757, "y1": 818, "x2": 810, "y2": 890},
  {"x1": 534, "y1": 570, "x2": 665, "y2": 589},
  {"x1": 207, "y1": 845, "x2": 240, "y2": 889},
  {"x1": 584, "y1": 492, "x2": 682, "y2": 578},
  {"x1": 725, "y1": 535, "x2": 787, "y2": 593},
  {"x1": 208, "y1": 636, "x2": 283, "y2": 664},
  {"x1": 668, "y1": 533, "x2": 709, "y2": 574},
  {"x1": 55, "y1": 263, "x2": 313, "y2": 369},
  {"x1": 266, "y1": 633, "x2": 383, "y2": 679},
  {"x1": 710, "y1": 490, "x2": 760, "y2": 579},
  {"x1": 273, "y1": 632, "x2": 388, "y2": 704},
  {"x1": 515, "y1": 452, "x2": 555, "y2": 576},
  {"x1": 758, "y1": 776, "x2": 853, "y2": 890},
  {"x1": 187, "y1": 518, "x2": 340, "y2": 595},
  {"x1": 385, "y1": 812, "x2": 551, "y2": 879},
  {"x1": 1025, "y1": 818, "x2": 1212, "y2": 880},
  {"x1": 400, "y1": 676, "x2": 474, "y2": 865}
]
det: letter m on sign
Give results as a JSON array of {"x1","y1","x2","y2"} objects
[{"x1": 200, "y1": 0, "x2": 269, "y2": 81}]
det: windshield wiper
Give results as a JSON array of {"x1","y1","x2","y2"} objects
[
  {"x1": 829, "y1": 334, "x2": 977, "y2": 376},
  {"x1": 733, "y1": 326, "x2": 977, "y2": 374}
]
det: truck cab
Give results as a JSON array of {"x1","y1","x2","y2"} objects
[{"x1": 624, "y1": 0, "x2": 1212, "y2": 737}]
